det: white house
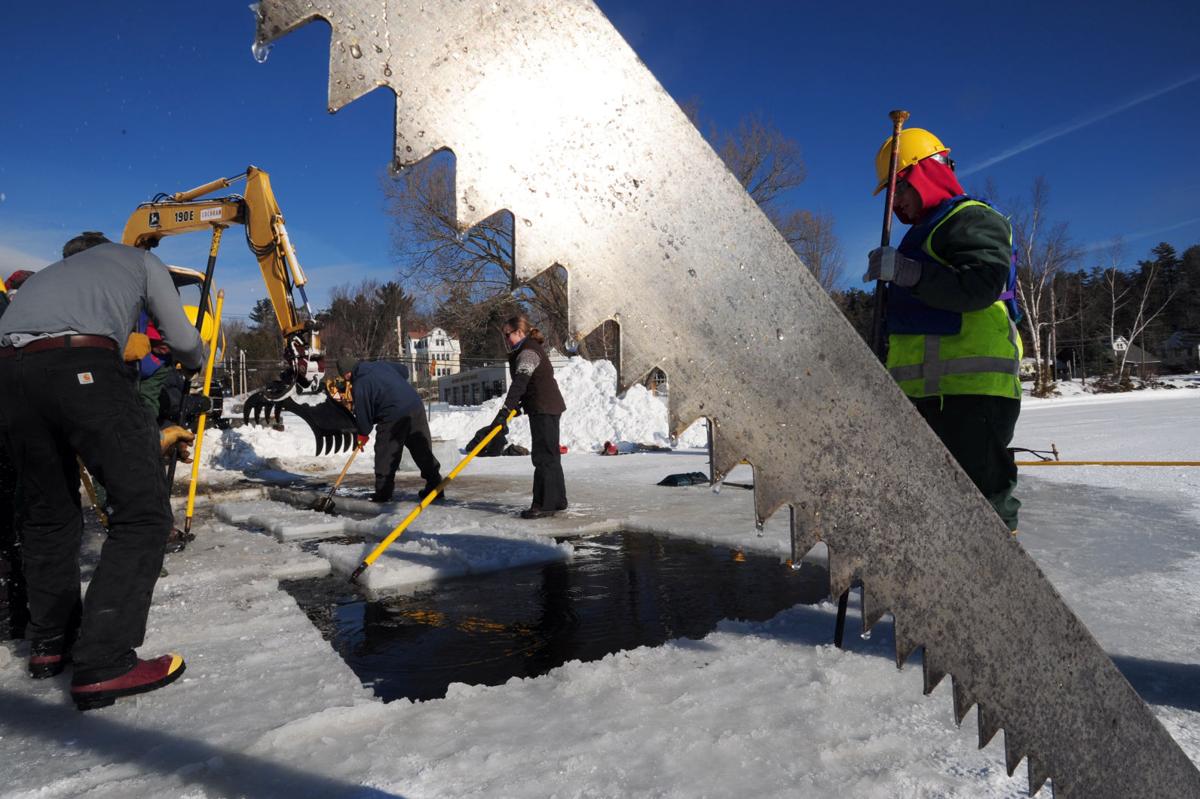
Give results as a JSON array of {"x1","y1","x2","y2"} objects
[
  {"x1": 439, "y1": 365, "x2": 510, "y2": 406},
  {"x1": 399, "y1": 324, "x2": 462, "y2": 379}
]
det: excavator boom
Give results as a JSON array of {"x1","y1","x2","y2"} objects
[{"x1": 122, "y1": 166, "x2": 357, "y2": 453}]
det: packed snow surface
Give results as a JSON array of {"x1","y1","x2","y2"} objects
[{"x1": 1, "y1": 378, "x2": 1198, "y2": 797}]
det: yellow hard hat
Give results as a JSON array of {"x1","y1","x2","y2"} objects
[{"x1": 873, "y1": 128, "x2": 950, "y2": 195}]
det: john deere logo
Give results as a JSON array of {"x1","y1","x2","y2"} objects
[{"x1": 148, "y1": 211, "x2": 161, "y2": 228}]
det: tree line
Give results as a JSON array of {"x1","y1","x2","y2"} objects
[{"x1": 225, "y1": 117, "x2": 1198, "y2": 398}]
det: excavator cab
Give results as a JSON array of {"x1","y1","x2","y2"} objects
[{"x1": 166, "y1": 265, "x2": 224, "y2": 354}]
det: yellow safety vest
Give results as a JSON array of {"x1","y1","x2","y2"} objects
[{"x1": 886, "y1": 201, "x2": 1023, "y2": 400}]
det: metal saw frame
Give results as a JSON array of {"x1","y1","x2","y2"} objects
[{"x1": 252, "y1": 2, "x2": 1200, "y2": 795}]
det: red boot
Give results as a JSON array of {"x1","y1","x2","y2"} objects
[
  {"x1": 28, "y1": 639, "x2": 71, "y2": 679},
  {"x1": 70, "y1": 654, "x2": 186, "y2": 711}
]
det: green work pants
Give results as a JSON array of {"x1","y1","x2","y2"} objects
[{"x1": 912, "y1": 394, "x2": 1021, "y2": 531}]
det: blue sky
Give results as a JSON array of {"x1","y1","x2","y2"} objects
[{"x1": 2, "y1": 1, "x2": 1198, "y2": 320}]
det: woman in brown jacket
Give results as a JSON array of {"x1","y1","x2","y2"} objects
[{"x1": 489, "y1": 315, "x2": 568, "y2": 519}]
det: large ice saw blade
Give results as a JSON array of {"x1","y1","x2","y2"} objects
[{"x1": 253, "y1": 2, "x2": 1200, "y2": 795}]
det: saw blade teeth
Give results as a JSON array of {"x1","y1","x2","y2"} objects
[
  {"x1": 787, "y1": 506, "x2": 820, "y2": 564},
  {"x1": 564, "y1": 298, "x2": 612, "y2": 354},
  {"x1": 752, "y1": 470, "x2": 793, "y2": 526},
  {"x1": 922, "y1": 650, "x2": 946, "y2": 696},
  {"x1": 891, "y1": 620, "x2": 920, "y2": 668},
  {"x1": 1027, "y1": 755, "x2": 1052, "y2": 797},
  {"x1": 262, "y1": 2, "x2": 1200, "y2": 794},
  {"x1": 825, "y1": 552, "x2": 856, "y2": 604},
  {"x1": 951, "y1": 676, "x2": 976, "y2": 726},
  {"x1": 977, "y1": 703, "x2": 1002, "y2": 749},
  {"x1": 667, "y1": 390, "x2": 709, "y2": 440},
  {"x1": 618, "y1": 339, "x2": 664, "y2": 394},
  {"x1": 860, "y1": 583, "x2": 889, "y2": 634},
  {"x1": 708, "y1": 431, "x2": 744, "y2": 485},
  {"x1": 1004, "y1": 730, "x2": 1027, "y2": 778}
]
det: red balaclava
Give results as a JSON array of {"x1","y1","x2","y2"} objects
[{"x1": 899, "y1": 155, "x2": 964, "y2": 223}]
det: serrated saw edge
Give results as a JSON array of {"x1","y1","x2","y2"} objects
[{"x1": 254, "y1": 2, "x2": 1200, "y2": 796}]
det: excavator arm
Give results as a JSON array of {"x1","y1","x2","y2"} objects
[{"x1": 122, "y1": 166, "x2": 357, "y2": 454}]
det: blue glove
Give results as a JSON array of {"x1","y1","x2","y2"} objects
[{"x1": 864, "y1": 247, "x2": 922, "y2": 288}]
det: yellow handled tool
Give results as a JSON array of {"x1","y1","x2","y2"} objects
[
  {"x1": 349, "y1": 408, "x2": 518, "y2": 584},
  {"x1": 313, "y1": 441, "x2": 364, "y2": 513},
  {"x1": 183, "y1": 289, "x2": 225, "y2": 535},
  {"x1": 77, "y1": 458, "x2": 109, "y2": 530}
]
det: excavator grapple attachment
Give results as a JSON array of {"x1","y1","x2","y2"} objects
[
  {"x1": 243, "y1": 394, "x2": 357, "y2": 456},
  {"x1": 253, "y1": 2, "x2": 1200, "y2": 795}
]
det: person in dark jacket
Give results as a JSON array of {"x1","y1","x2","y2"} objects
[
  {"x1": 0, "y1": 232, "x2": 204, "y2": 709},
  {"x1": 339, "y1": 356, "x2": 443, "y2": 503},
  {"x1": 864, "y1": 129, "x2": 1022, "y2": 531},
  {"x1": 482, "y1": 315, "x2": 568, "y2": 519},
  {"x1": 0, "y1": 273, "x2": 27, "y2": 640}
]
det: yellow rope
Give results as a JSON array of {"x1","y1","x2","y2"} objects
[{"x1": 1017, "y1": 460, "x2": 1200, "y2": 467}]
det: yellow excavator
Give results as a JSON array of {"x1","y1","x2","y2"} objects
[{"x1": 121, "y1": 166, "x2": 356, "y2": 454}]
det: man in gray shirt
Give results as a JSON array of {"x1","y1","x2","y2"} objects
[{"x1": 0, "y1": 232, "x2": 204, "y2": 710}]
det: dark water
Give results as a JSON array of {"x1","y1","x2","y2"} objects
[{"x1": 283, "y1": 531, "x2": 829, "y2": 702}]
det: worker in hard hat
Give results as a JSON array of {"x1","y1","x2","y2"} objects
[{"x1": 864, "y1": 129, "x2": 1022, "y2": 531}]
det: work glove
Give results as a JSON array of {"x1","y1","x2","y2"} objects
[
  {"x1": 356, "y1": 434, "x2": 370, "y2": 449},
  {"x1": 492, "y1": 407, "x2": 517, "y2": 432},
  {"x1": 160, "y1": 425, "x2": 195, "y2": 462},
  {"x1": 180, "y1": 394, "x2": 213, "y2": 419},
  {"x1": 864, "y1": 246, "x2": 923, "y2": 288},
  {"x1": 123, "y1": 332, "x2": 151, "y2": 362}
]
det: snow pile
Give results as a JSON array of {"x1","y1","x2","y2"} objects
[
  {"x1": 430, "y1": 357, "x2": 708, "y2": 453},
  {"x1": 196, "y1": 359, "x2": 707, "y2": 476},
  {"x1": 201, "y1": 411, "x2": 365, "y2": 476}
]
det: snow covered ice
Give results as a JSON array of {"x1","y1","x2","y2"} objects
[{"x1": 1, "y1": 369, "x2": 1198, "y2": 797}]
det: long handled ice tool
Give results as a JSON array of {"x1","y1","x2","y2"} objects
[
  {"x1": 77, "y1": 458, "x2": 109, "y2": 530},
  {"x1": 312, "y1": 441, "x2": 364, "y2": 514},
  {"x1": 348, "y1": 409, "x2": 517, "y2": 584},
  {"x1": 183, "y1": 290, "x2": 225, "y2": 536},
  {"x1": 837, "y1": 109, "x2": 910, "y2": 649}
]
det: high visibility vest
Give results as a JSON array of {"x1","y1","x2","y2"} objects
[{"x1": 886, "y1": 199, "x2": 1022, "y2": 400}]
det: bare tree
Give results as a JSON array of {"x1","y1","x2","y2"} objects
[
  {"x1": 714, "y1": 113, "x2": 806, "y2": 207},
  {"x1": 1011, "y1": 177, "x2": 1078, "y2": 396},
  {"x1": 783, "y1": 209, "x2": 845, "y2": 292},
  {"x1": 1100, "y1": 240, "x2": 1131, "y2": 371},
  {"x1": 707, "y1": 111, "x2": 844, "y2": 290},
  {"x1": 320, "y1": 278, "x2": 417, "y2": 359},
  {"x1": 1111, "y1": 247, "x2": 1180, "y2": 379},
  {"x1": 385, "y1": 113, "x2": 841, "y2": 363}
]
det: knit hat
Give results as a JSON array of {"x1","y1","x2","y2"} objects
[
  {"x1": 6, "y1": 270, "x2": 33, "y2": 291},
  {"x1": 336, "y1": 356, "x2": 360, "y2": 377},
  {"x1": 898, "y1": 156, "x2": 964, "y2": 222}
]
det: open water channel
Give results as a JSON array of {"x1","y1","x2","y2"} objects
[{"x1": 284, "y1": 531, "x2": 830, "y2": 702}]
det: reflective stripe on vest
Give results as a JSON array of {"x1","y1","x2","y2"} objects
[
  {"x1": 888, "y1": 307, "x2": 1021, "y2": 396},
  {"x1": 887, "y1": 200, "x2": 1021, "y2": 399}
]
